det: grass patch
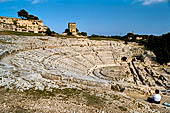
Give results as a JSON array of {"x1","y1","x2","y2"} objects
[
  {"x1": 55, "y1": 88, "x2": 106, "y2": 107},
  {"x1": 5, "y1": 88, "x2": 10, "y2": 92},
  {"x1": 83, "y1": 92, "x2": 106, "y2": 108},
  {"x1": 88, "y1": 37, "x2": 123, "y2": 41},
  {"x1": 24, "y1": 89, "x2": 55, "y2": 99},
  {"x1": 54, "y1": 88, "x2": 82, "y2": 100},
  {"x1": 53, "y1": 34, "x2": 78, "y2": 38},
  {"x1": 0, "y1": 31, "x2": 44, "y2": 36},
  {"x1": 24, "y1": 88, "x2": 83, "y2": 100},
  {"x1": 24, "y1": 88, "x2": 107, "y2": 108}
]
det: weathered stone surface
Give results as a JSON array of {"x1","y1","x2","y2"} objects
[
  {"x1": 0, "y1": 16, "x2": 48, "y2": 33},
  {"x1": 0, "y1": 35, "x2": 169, "y2": 113},
  {"x1": 111, "y1": 83, "x2": 125, "y2": 92},
  {"x1": 0, "y1": 35, "x2": 169, "y2": 91}
]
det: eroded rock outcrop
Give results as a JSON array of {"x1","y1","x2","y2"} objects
[{"x1": 0, "y1": 35, "x2": 169, "y2": 93}]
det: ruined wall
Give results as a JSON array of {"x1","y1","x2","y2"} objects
[
  {"x1": 0, "y1": 16, "x2": 48, "y2": 34},
  {"x1": 68, "y1": 22, "x2": 77, "y2": 35}
]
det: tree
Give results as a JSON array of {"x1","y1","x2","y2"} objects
[
  {"x1": 91, "y1": 34, "x2": 99, "y2": 37},
  {"x1": 126, "y1": 33, "x2": 136, "y2": 41},
  {"x1": 79, "y1": 32, "x2": 87, "y2": 36},
  {"x1": 27, "y1": 15, "x2": 39, "y2": 20},
  {"x1": 64, "y1": 29, "x2": 70, "y2": 33},
  {"x1": 127, "y1": 33, "x2": 134, "y2": 37},
  {"x1": 67, "y1": 32, "x2": 73, "y2": 35},
  {"x1": 145, "y1": 33, "x2": 170, "y2": 64},
  {"x1": 76, "y1": 28, "x2": 79, "y2": 33},
  {"x1": 46, "y1": 28, "x2": 52, "y2": 36},
  {"x1": 17, "y1": 9, "x2": 39, "y2": 20},
  {"x1": 17, "y1": 9, "x2": 29, "y2": 19},
  {"x1": 124, "y1": 39, "x2": 128, "y2": 44}
]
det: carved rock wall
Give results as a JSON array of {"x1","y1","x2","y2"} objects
[{"x1": 0, "y1": 16, "x2": 48, "y2": 33}]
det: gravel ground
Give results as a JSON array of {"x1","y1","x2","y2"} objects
[{"x1": 0, "y1": 88, "x2": 169, "y2": 113}]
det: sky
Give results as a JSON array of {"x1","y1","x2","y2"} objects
[{"x1": 0, "y1": 0, "x2": 170, "y2": 36}]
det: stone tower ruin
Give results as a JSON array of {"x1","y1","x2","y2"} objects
[{"x1": 68, "y1": 22, "x2": 77, "y2": 35}]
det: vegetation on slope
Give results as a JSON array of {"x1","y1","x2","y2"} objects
[
  {"x1": 0, "y1": 31, "x2": 44, "y2": 36},
  {"x1": 24, "y1": 88, "x2": 106, "y2": 108},
  {"x1": 17, "y1": 9, "x2": 39, "y2": 20},
  {"x1": 146, "y1": 33, "x2": 170, "y2": 64},
  {"x1": 88, "y1": 32, "x2": 170, "y2": 65}
]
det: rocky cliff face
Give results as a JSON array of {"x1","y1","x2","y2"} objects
[
  {"x1": 0, "y1": 16, "x2": 48, "y2": 33},
  {"x1": 0, "y1": 35, "x2": 169, "y2": 113}
]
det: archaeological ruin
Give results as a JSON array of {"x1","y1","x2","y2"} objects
[
  {"x1": 0, "y1": 16, "x2": 48, "y2": 34},
  {"x1": 68, "y1": 22, "x2": 77, "y2": 35},
  {"x1": 62, "y1": 22, "x2": 78, "y2": 36},
  {"x1": 0, "y1": 35, "x2": 169, "y2": 113}
]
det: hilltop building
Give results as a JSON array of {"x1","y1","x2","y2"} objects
[
  {"x1": 68, "y1": 22, "x2": 77, "y2": 35},
  {"x1": 62, "y1": 22, "x2": 77, "y2": 36},
  {"x1": 62, "y1": 22, "x2": 87, "y2": 37},
  {"x1": 0, "y1": 16, "x2": 48, "y2": 34}
]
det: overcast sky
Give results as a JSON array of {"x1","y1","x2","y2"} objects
[{"x1": 0, "y1": 0, "x2": 170, "y2": 35}]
